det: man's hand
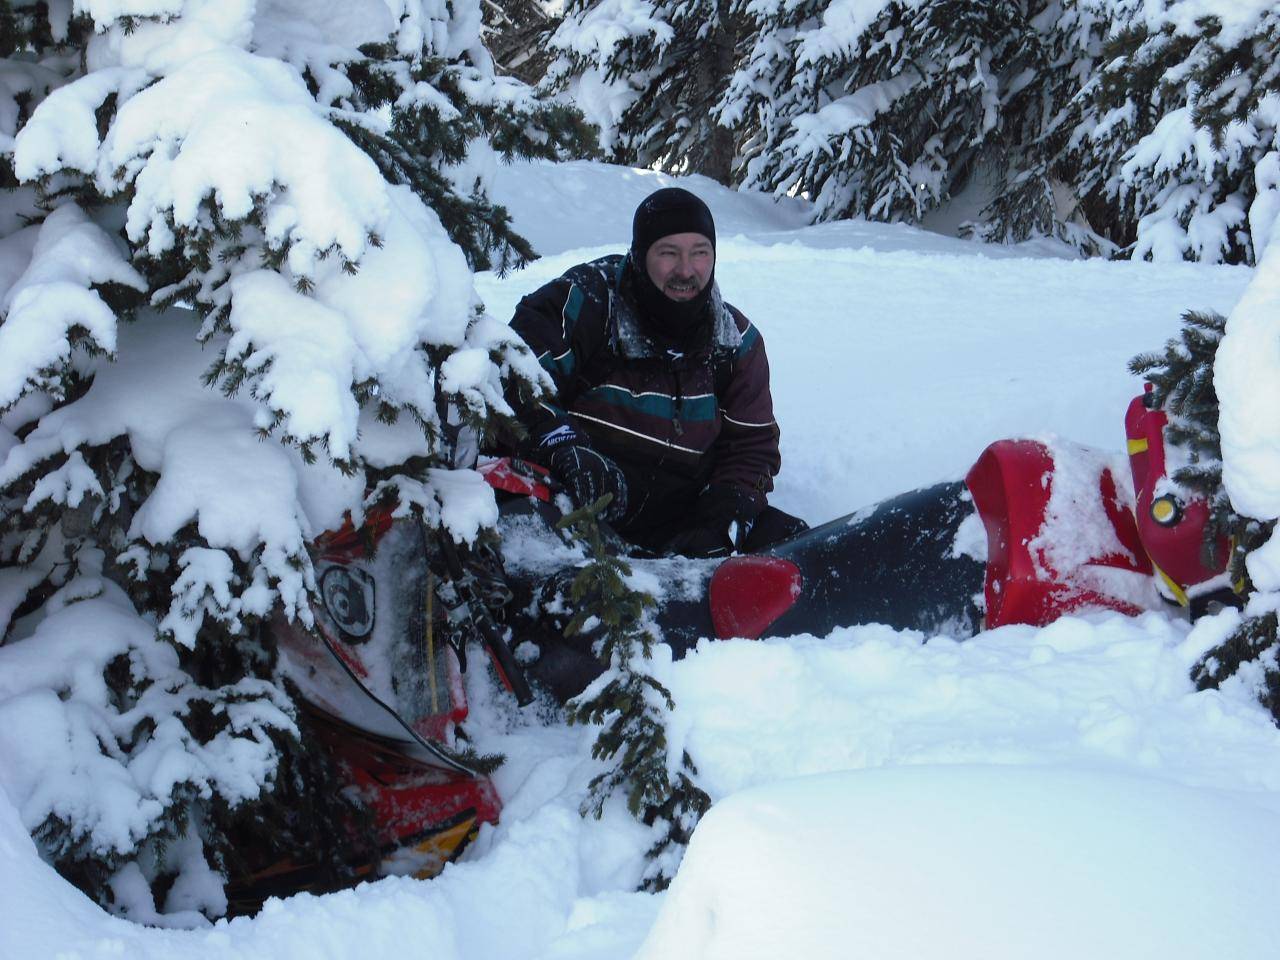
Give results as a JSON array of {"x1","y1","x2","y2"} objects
[
  {"x1": 665, "y1": 525, "x2": 733, "y2": 558},
  {"x1": 546, "y1": 444, "x2": 629, "y2": 523},
  {"x1": 666, "y1": 483, "x2": 762, "y2": 557}
]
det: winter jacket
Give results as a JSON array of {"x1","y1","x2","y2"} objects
[{"x1": 508, "y1": 253, "x2": 781, "y2": 535}]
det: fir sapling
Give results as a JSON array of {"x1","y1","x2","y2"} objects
[{"x1": 557, "y1": 497, "x2": 711, "y2": 891}]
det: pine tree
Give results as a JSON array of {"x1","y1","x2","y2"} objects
[
  {"x1": 724, "y1": 1, "x2": 1279, "y2": 259},
  {"x1": 482, "y1": 0, "x2": 559, "y2": 85},
  {"x1": 0, "y1": 0, "x2": 586, "y2": 924},
  {"x1": 973, "y1": 1, "x2": 1109, "y2": 251},
  {"x1": 557, "y1": 498, "x2": 710, "y2": 891},
  {"x1": 1074, "y1": 2, "x2": 1280, "y2": 263},
  {"x1": 727, "y1": 0, "x2": 1109, "y2": 249},
  {"x1": 543, "y1": 0, "x2": 745, "y2": 183}
]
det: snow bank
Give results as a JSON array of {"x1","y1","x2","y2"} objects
[
  {"x1": 485, "y1": 159, "x2": 811, "y2": 260},
  {"x1": 6, "y1": 605, "x2": 1280, "y2": 956},
  {"x1": 0, "y1": 793, "x2": 595, "y2": 960},
  {"x1": 637, "y1": 765, "x2": 1280, "y2": 960},
  {"x1": 7, "y1": 609, "x2": 1280, "y2": 958},
  {"x1": 668, "y1": 614, "x2": 1280, "y2": 799}
]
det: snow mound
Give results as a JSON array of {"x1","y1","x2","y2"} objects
[
  {"x1": 485, "y1": 160, "x2": 811, "y2": 259},
  {"x1": 637, "y1": 765, "x2": 1280, "y2": 960}
]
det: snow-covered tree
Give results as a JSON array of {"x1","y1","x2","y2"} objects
[
  {"x1": 729, "y1": 0, "x2": 1107, "y2": 247},
  {"x1": 0, "y1": 0, "x2": 584, "y2": 925},
  {"x1": 543, "y1": 0, "x2": 744, "y2": 183},
  {"x1": 482, "y1": 0, "x2": 559, "y2": 84},
  {"x1": 721, "y1": 0, "x2": 1277, "y2": 258},
  {"x1": 1073, "y1": 1, "x2": 1280, "y2": 264},
  {"x1": 973, "y1": 1, "x2": 1108, "y2": 250}
]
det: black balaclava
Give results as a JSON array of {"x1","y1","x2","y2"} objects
[{"x1": 628, "y1": 187, "x2": 716, "y2": 344}]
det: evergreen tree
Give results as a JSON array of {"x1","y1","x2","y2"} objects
[
  {"x1": 724, "y1": 0, "x2": 1279, "y2": 259},
  {"x1": 558, "y1": 499, "x2": 710, "y2": 891},
  {"x1": 544, "y1": 1, "x2": 1279, "y2": 259},
  {"x1": 973, "y1": 1, "x2": 1108, "y2": 250},
  {"x1": 482, "y1": 0, "x2": 559, "y2": 85},
  {"x1": 0, "y1": 0, "x2": 585, "y2": 925},
  {"x1": 732, "y1": 3, "x2": 1039, "y2": 225},
  {"x1": 543, "y1": 0, "x2": 744, "y2": 183},
  {"x1": 1074, "y1": 1, "x2": 1280, "y2": 263},
  {"x1": 726, "y1": 1, "x2": 1111, "y2": 250}
]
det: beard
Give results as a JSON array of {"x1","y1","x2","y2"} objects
[{"x1": 628, "y1": 255, "x2": 715, "y2": 346}]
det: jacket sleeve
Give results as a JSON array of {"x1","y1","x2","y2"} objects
[
  {"x1": 711, "y1": 317, "x2": 782, "y2": 506},
  {"x1": 506, "y1": 269, "x2": 603, "y2": 451}
]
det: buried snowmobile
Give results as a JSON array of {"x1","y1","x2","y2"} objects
[{"x1": 255, "y1": 386, "x2": 1235, "y2": 899}]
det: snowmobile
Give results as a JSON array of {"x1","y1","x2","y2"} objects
[{"x1": 253, "y1": 386, "x2": 1236, "y2": 899}]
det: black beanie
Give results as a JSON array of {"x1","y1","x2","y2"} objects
[{"x1": 631, "y1": 187, "x2": 716, "y2": 263}]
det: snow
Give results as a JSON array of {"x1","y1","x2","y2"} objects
[
  {"x1": 1112, "y1": 0, "x2": 1278, "y2": 49},
  {"x1": 0, "y1": 311, "x2": 364, "y2": 635},
  {"x1": 13, "y1": 18, "x2": 503, "y2": 467},
  {"x1": 4, "y1": 158, "x2": 1277, "y2": 956},
  {"x1": 93, "y1": 47, "x2": 388, "y2": 267},
  {"x1": 0, "y1": 204, "x2": 144, "y2": 408},
  {"x1": 794, "y1": 0, "x2": 902, "y2": 66},
  {"x1": 636, "y1": 765, "x2": 1280, "y2": 960},
  {"x1": 544, "y1": 0, "x2": 674, "y2": 151},
  {"x1": 1215, "y1": 241, "x2": 1280, "y2": 587}
]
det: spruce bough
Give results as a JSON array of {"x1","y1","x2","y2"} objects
[{"x1": 557, "y1": 496, "x2": 711, "y2": 891}]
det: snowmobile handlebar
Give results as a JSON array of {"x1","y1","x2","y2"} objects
[{"x1": 436, "y1": 532, "x2": 535, "y2": 707}]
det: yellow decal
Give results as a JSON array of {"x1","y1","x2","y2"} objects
[
  {"x1": 1152, "y1": 562, "x2": 1190, "y2": 607},
  {"x1": 411, "y1": 817, "x2": 478, "y2": 880},
  {"x1": 1127, "y1": 437, "x2": 1149, "y2": 455}
]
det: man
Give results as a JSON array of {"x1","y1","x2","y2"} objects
[{"x1": 508, "y1": 187, "x2": 806, "y2": 557}]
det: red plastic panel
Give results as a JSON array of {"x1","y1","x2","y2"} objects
[
  {"x1": 316, "y1": 505, "x2": 394, "y2": 561},
  {"x1": 478, "y1": 457, "x2": 553, "y2": 501},
  {"x1": 965, "y1": 439, "x2": 1152, "y2": 629},
  {"x1": 965, "y1": 439, "x2": 1053, "y2": 628},
  {"x1": 1125, "y1": 392, "x2": 1228, "y2": 595},
  {"x1": 710, "y1": 556, "x2": 803, "y2": 640}
]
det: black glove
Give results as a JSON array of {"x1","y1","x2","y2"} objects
[
  {"x1": 546, "y1": 444, "x2": 629, "y2": 523},
  {"x1": 665, "y1": 524, "x2": 734, "y2": 559},
  {"x1": 666, "y1": 483, "x2": 763, "y2": 558}
]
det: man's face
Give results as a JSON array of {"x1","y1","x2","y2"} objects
[{"x1": 644, "y1": 232, "x2": 715, "y2": 302}]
